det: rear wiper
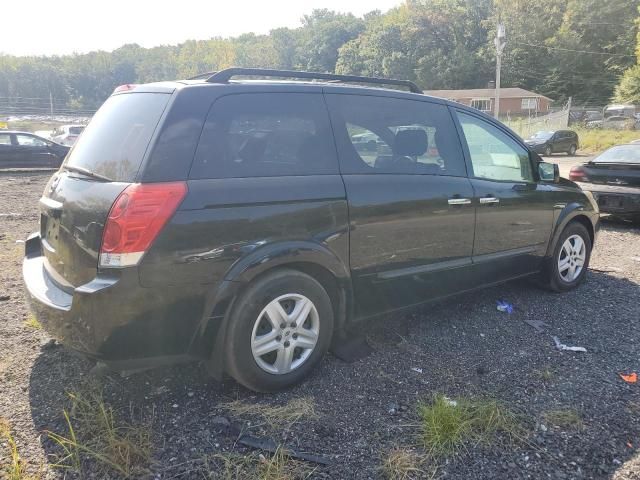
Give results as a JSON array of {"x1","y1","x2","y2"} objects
[{"x1": 63, "y1": 165, "x2": 112, "y2": 182}]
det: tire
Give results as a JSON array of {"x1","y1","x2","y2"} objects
[
  {"x1": 544, "y1": 145, "x2": 553, "y2": 156},
  {"x1": 224, "y1": 269, "x2": 334, "y2": 392},
  {"x1": 567, "y1": 144, "x2": 577, "y2": 156},
  {"x1": 543, "y1": 222, "x2": 592, "y2": 292}
]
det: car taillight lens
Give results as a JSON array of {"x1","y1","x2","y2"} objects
[
  {"x1": 99, "y1": 182, "x2": 187, "y2": 268},
  {"x1": 569, "y1": 166, "x2": 588, "y2": 182}
]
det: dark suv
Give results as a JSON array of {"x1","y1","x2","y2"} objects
[{"x1": 23, "y1": 68, "x2": 599, "y2": 392}]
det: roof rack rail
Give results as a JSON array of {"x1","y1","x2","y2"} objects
[
  {"x1": 205, "y1": 67, "x2": 422, "y2": 94},
  {"x1": 187, "y1": 71, "x2": 218, "y2": 80}
]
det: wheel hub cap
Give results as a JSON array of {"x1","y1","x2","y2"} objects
[
  {"x1": 558, "y1": 234, "x2": 586, "y2": 282},
  {"x1": 250, "y1": 293, "x2": 320, "y2": 375}
]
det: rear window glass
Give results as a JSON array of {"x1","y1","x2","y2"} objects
[
  {"x1": 190, "y1": 93, "x2": 338, "y2": 179},
  {"x1": 65, "y1": 93, "x2": 170, "y2": 181},
  {"x1": 593, "y1": 145, "x2": 640, "y2": 163}
]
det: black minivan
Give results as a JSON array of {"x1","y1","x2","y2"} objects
[{"x1": 24, "y1": 69, "x2": 599, "y2": 392}]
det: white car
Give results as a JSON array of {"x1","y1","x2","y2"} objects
[{"x1": 50, "y1": 125, "x2": 85, "y2": 146}]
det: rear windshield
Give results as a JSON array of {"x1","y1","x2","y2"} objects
[
  {"x1": 592, "y1": 145, "x2": 640, "y2": 164},
  {"x1": 64, "y1": 93, "x2": 170, "y2": 181}
]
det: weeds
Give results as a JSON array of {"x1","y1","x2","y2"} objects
[
  {"x1": 418, "y1": 394, "x2": 524, "y2": 457},
  {"x1": 380, "y1": 447, "x2": 429, "y2": 480},
  {"x1": 533, "y1": 366, "x2": 555, "y2": 382},
  {"x1": 46, "y1": 386, "x2": 152, "y2": 478},
  {"x1": 224, "y1": 397, "x2": 317, "y2": 430},
  {"x1": 23, "y1": 316, "x2": 42, "y2": 331},
  {"x1": 543, "y1": 409, "x2": 584, "y2": 430},
  {"x1": 0, "y1": 417, "x2": 33, "y2": 480},
  {"x1": 200, "y1": 447, "x2": 313, "y2": 480},
  {"x1": 572, "y1": 128, "x2": 640, "y2": 154}
]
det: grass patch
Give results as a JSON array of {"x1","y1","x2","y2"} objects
[
  {"x1": 224, "y1": 397, "x2": 317, "y2": 430},
  {"x1": 573, "y1": 128, "x2": 640, "y2": 154},
  {"x1": 380, "y1": 447, "x2": 430, "y2": 480},
  {"x1": 46, "y1": 386, "x2": 152, "y2": 478},
  {"x1": 418, "y1": 394, "x2": 524, "y2": 457},
  {"x1": 533, "y1": 366, "x2": 555, "y2": 382},
  {"x1": 23, "y1": 316, "x2": 42, "y2": 331},
  {"x1": 542, "y1": 409, "x2": 583, "y2": 430},
  {"x1": 200, "y1": 447, "x2": 313, "y2": 479},
  {"x1": 0, "y1": 417, "x2": 35, "y2": 480}
]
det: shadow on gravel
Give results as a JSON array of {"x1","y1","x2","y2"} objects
[{"x1": 28, "y1": 266, "x2": 640, "y2": 478}]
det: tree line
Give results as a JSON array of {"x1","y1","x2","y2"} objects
[{"x1": 0, "y1": 0, "x2": 638, "y2": 111}]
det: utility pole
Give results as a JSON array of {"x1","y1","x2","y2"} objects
[
  {"x1": 49, "y1": 91, "x2": 54, "y2": 116},
  {"x1": 494, "y1": 23, "x2": 506, "y2": 119}
]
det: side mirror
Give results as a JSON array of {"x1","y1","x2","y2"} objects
[{"x1": 538, "y1": 161, "x2": 559, "y2": 183}]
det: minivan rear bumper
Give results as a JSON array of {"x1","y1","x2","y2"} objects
[{"x1": 23, "y1": 233, "x2": 206, "y2": 363}]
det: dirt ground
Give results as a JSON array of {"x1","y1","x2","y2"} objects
[{"x1": 1, "y1": 170, "x2": 639, "y2": 479}]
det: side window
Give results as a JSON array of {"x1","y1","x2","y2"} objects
[
  {"x1": 325, "y1": 94, "x2": 466, "y2": 176},
  {"x1": 457, "y1": 112, "x2": 533, "y2": 182},
  {"x1": 0, "y1": 134, "x2": 11, "y2": 145},
  {"x1": 16, "y1": 135, "x2": 46, "y2": 147},
  {"x1": 190, "y1": 93, "x2": 338, "y2": 179}
]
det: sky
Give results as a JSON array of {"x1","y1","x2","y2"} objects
[{"x1": 3, "y1": 0, "x2": 402, "y2": 57}]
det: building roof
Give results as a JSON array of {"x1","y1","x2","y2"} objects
[{"x1": 423, "y1": 87, "x2": 552, "y2": 101}]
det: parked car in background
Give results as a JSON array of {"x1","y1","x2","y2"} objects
[
  {"x1": 570, "y1": 143, "x2": 640, "y2": 222},
  {"x1": 0, "y1": 131, "x2": 69, "y2": 168},
  {"x1": 23, "y1": 68, "x2": 599, "y2": 392},
  {"x1": 587, "y1": 116, "x2": 638, "y2": 130},
  {"x1": 524, "y1": 130, "x2": 579, "y2": 156},
  {"x1": 50, "y1": 124, "x2": 85, "y2": 146}
]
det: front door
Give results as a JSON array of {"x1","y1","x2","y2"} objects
[
  {"x1": 14, "y1": 134, "x2": 55, "y2": 167},
  {"x1": 325, "y1": 93, "x2": 475, "y2": 317},
  {"x1": 455, "y1": 110, "x2": 554, "y2": 283}
]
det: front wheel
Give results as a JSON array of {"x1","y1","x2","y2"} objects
[
  {"x1": 544, "y1": 145, "x2": 553, "y2": 156},
  {"x1": 224, "y1": 269, "x2": 334, "y2": 392},
  {"x1": 542, "y1": 222, "x2": 592, "y2": 292}
]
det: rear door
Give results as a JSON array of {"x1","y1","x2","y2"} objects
[
  {"x1": 455, "y1": 110, "x2": 554, "y2": 282},
  {"x1": 325, "y1": 93, "x2": 475, "y2": 316},
  {"x1": 40, "y1": 91, "x2": 172, "y2": 288}
]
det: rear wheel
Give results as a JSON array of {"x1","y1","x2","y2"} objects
[
  {"x1": 224, "y1": 269, "x2": 334, "y2": 392},
  {"x1": 567, "y1": 144, "x2": 577, "y2": 155},
  {"x1": 542, "y1": 222, "x2": 592, "y2": 292}
]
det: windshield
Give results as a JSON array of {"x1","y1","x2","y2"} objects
[
  {"x1": 65, "y1": 93, "x2": 170, "y2": 181},
  {"x1": 592, "y1": 145, "x2": 640, "y2": 164},
  {"x1": 528, "y1": 131, "x2": 554, "y2": 141}
]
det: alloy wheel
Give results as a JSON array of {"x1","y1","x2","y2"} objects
[
  {"x1": 250, "y1": 294, "x2": 320, "y2": 374},
  {"x1": 558, "y1": 234, "x2": 586, "y2": 282}
]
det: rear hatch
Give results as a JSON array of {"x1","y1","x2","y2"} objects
[{"x1": 39, "y1": 91, "x2": 171, "y2": 288}]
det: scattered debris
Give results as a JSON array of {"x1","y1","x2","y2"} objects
[
  {"x1": 411, "y1": 367, "x2": 423, "y2": 374},
  {"x1": 619, "y1": 372, "x2": 638, "y2": 384},
  {"x1": 0, "y1": 295, "x2": 10, "y2": 302},
  {"x1": 388, "y1": 402, "x2": 399, "y2": 415},
  {"x1": 524, "y1": 319, "x2": 549, "y2": 333},
  {"x1": 552, "y1": 336, "x2": 587, "y2": 353},
  {"x1": 496, "y1": 300, "x2": 514, "y2": 314},
  {"x1": 442, "y1": 396, "x2": 458, "y2": 407},
  {"x1": 238, "y1": 434, "x2": 332, "y2": 465},
  {"x1": 15, "y1": 239, "x2": 25, "y2": 244}
]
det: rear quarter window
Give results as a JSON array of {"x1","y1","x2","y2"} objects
[
  {"x1": 190, "y1": 93, "x2": 338, "y2": 179},
  {"x1": 64, "y1": 93, "x2": 170, "y2": 182}
]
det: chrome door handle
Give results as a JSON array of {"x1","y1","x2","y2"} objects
[
  {"x1": 448, "y1": 198, "x2": 472, "y2": 206},
  {"x1": 479, "y1": 197, "x2": 500, "y2": 205}
]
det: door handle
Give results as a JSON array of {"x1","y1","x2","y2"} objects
[
  {"x1": 479, "y1": 197, "x2": 500, "y2": 205},
  {"x1": 448, "y1": 198, "x2": 472, "y2": 206}
]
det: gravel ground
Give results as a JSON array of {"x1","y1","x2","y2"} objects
[{"x1": 1, "y1": 170, "x2": 639, "y2": 479}]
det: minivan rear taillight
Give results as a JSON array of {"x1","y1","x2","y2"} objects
[{"x1": 99, "y1": 182, "x2": 187, "y2": 268}]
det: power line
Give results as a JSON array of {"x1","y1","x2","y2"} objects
[{"x1": 512, "y1": 41, "x2": 636, "y2": 58}]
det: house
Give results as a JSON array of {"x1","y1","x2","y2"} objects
[{"x1": 422, "y1": 86, "x2": 552, "y2": 116}]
